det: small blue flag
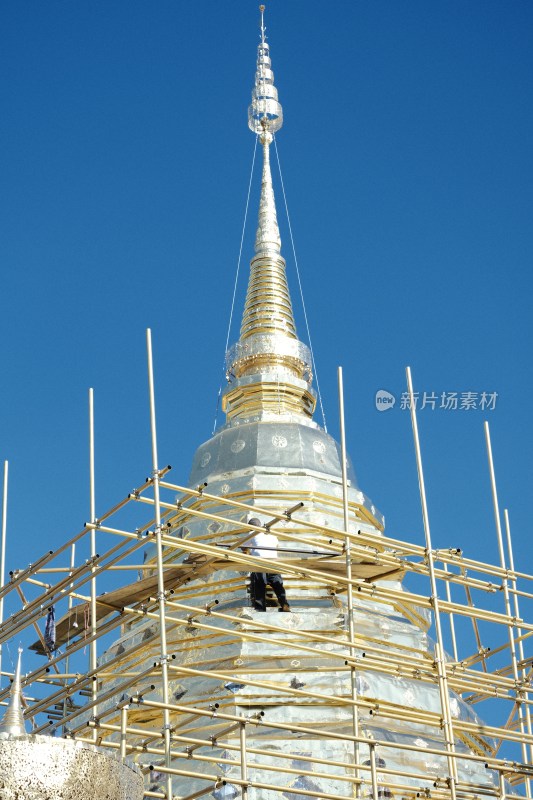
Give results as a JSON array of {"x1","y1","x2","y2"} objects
[{"x1": 44, "y1": 606, "x2": 56, "y2": 652}]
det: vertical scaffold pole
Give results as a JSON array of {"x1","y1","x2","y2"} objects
[
  {"x1": 406, "y1": 367, "x2": 458, "y2": 796},
  {"x1": 369, "y1": 743, "x2": 379, "y2": 800},
  {"x1": 120, "y1": 704, "x2": 129, "y2": 760},
  {"x1": 338, "y1": 367, "x2": 361, "y2": 798},
  {"x1": 498, "y1": 769, "x2": 507, "y2": 800},
  {"x1": 146, "y1": 328, "x2": 173, "y2": 800},
  {"x1": 0, "y1": 461, "x2": 8, "y2": 688},
  {"x1": 62, "y1": 541, "x2": 76, "y2": 734},
  {"x1": 240, "y1": 721, "x2": 248, "y2": 800},
  {"x1": 484, "y1": 422, "x2": 530, "y2": 797},
  {"x1": 89, "y1": 388, "x2": 98, "y2": 738},
  {"x1": 443, "y1": 562, "x2": 459, "y2": 662},
  {"x1": 504, "y1": 508, "x2": 533, "y2": 765}
]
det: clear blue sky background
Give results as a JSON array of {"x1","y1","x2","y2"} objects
[{"x1": 1, "y1": 1, "x2": 532, "y2": 647}]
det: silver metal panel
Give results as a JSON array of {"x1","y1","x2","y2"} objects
[{"x1": 189, "y1": 421, "x2": 360, "y2": 490}]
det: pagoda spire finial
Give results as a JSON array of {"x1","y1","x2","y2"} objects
[
  {"x1": 260, "y1": 5, "x2": 266, "y2": 45},
  {"x1": 0, "y1": 647, "x2": 26, "y2": 736},
  {"x1": 222, "y1": 11, "x2": 317, "y2": 425},
  {"x1": 241, "y1": 5, "x2": 292, "y2": 337},
  {"x1": 250, "y1": 6, "x2": 283, "y2": 258},
  {"x1": 248, "y1": 5, "x2": 283, "y2": 137}
]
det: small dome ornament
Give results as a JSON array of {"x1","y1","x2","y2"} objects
[{"x1": 0, "y1": 647, "x2": 26, "y2": 737}]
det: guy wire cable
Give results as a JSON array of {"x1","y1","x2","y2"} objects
[
  {"x1": 212, "y1": 136, "x2": 258, "y2": 435},
  {"x1": 273, "y1": 135, "x2": 327, "y2": 432}
]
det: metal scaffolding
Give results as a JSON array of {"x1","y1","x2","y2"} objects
[
  {"x1": 0, "y1": 13, "x2": 530, "y2": 799},
  {"x1": 0, "y1": 344, "x2": 530, "y2": 800}
]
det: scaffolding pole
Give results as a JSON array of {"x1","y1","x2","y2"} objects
[
  {"x1": 0, "y1": 460, "x2": 8, "y2": 688},
  {"x1": 146, "y1": 328, "x2": 173, "y2": 800},
  {"x1": 406, "y1": 366, "x2": 459, "y2": 796},
  {"x1": 338, "y1": 367, "x2": 361, "y2": 798}
]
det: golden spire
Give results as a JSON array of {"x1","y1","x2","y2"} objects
[
  {"x1": 240, "y1": 123, "x2": 296, "y2": 342},
  {"x1": 253, "y1": 125, "x2": 282, "y2": 257},
  {"x1": 0, "y1": 647, "x2": 26, "y2": 736},
  {"x1": 222, "y1": 7, "x2": 316, "y2": 425}
]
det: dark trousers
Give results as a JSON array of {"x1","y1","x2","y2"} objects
[{"x1": 250, "y1": 572, "x2": 287, "y2": 611}]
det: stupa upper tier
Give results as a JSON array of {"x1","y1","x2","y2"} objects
[
  {"x1": 223, "y1": 9, "x2": 316, "y2": 427},
  {"x1": 247, "y1": 5, "x2": 283, "y2": 137}
]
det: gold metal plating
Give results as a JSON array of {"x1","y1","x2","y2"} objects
[{"x1": 223, "y1": 379, "x2": 316, "y2": 421}]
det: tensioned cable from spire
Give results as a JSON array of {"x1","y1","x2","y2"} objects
[
  {"x1": 212, "y1": 136, "x2": 258, "y2": 435},
  {"x1": 224, "y1": 136, "x2": 259, "y2": 357},
  {"x1": 273, "y1": 135, "x2": 327, "y2": 432}
]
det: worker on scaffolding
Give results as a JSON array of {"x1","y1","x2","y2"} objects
[{"x1": 241, "y1": 517, "x2": 290, "y2": 612}]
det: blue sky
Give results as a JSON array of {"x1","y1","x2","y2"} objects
[{"x1": 1, "y1": 0, "x2": 532, "y2": 657}]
